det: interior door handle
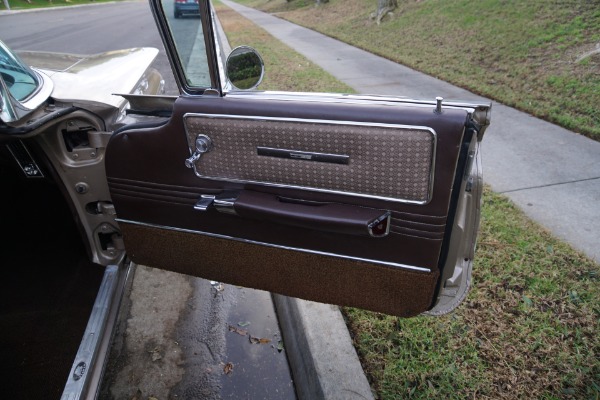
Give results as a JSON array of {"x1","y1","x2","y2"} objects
[
  {"x1": 194, "y1": 191, "x2": 238, "y2": 214},
  {"x1": 197, "y1": 190, "x2": 390, "y2": 238}
]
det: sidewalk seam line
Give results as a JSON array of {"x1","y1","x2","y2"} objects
[{"x1": 499, "y1": 176, "x2": 600, "y2": 194}]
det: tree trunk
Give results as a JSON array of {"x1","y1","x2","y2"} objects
[
  {"x1": 316, "y1": 0, "x2": 329, "y2": 4},
  {"x1": 372, "y1": 0, "x2": 397, "y2": 25}
]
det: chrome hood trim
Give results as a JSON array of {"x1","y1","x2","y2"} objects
[{"x1": 19, "y1": 48, "x2": 159, "y2": 110}]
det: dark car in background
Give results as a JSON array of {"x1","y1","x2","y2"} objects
[{"x1": 174, "y1": 0, "x2": 200, "y2": 18}]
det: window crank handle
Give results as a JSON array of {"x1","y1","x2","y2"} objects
[{"x1": 185, "y1": 135, "x2": 213, "y2": 169}]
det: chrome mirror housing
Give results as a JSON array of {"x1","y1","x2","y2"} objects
[{"x1": 225, "y1": 46, "x2": 264, "y2": 91}]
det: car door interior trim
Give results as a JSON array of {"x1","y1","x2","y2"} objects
[
  {"x1": 256, "y1": 146, "x2": 350, "y2": 165},
  {"x1": 117, "y1": 218, "x2": 432, "y2": 273},
  {"x1": 107, "y1": 177, "x2": 448, "y2": 240},
  {"x1": 226, "y1": 91, "x2": 491, "y2": 127},
  {"x1": 183, "y1": 113, "x2": 437, "y2": 205}
]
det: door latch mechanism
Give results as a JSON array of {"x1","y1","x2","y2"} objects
[{"x1": 185, "y1": 134, "x2": 213, "y2": 168}]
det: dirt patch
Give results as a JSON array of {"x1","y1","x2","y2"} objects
[{"x1": 105, "y1": 265, "x2": 193, "y2": 399}]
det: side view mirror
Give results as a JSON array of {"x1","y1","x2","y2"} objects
[{"x1": 225, "y1": 46, "x2": 264, "y2": 91}]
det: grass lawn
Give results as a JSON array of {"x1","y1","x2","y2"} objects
[
  {"x1": 214, "y1": 0, "x2": 352, "y2": 93},
  {"x1": 0, "y1": 0, "x2": 119, "y2": 10},
  {"x1": 215, "y1": 2, "x2": 599, "y2": 398},
  {"x1": 345, "y1": 188, "x2": 599, "y2": 399},
  {"x1": 233, "y1": 0, "x2": 600, "y2": 142}
]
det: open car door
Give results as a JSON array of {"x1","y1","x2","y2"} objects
[{"x1": 105, "y1": 0, "x2": 491, "y2": 317}]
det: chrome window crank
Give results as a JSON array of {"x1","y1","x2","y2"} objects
[{"x1": 185, "y1": 134, "x2": 213, "y2": 168}]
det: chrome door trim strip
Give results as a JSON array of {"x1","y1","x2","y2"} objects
[
  {"x1": 224, "y1": 91, "x2": 492, "y2": 136},
  {"x1": 118, "y1": 219, "x2": 432, "y2": 273},
  {"x1": 183, "y1": 113, "x2": 437, "y2": 205},
  {"x1": 257, "y1": 146, "x2": 350, "y2": 165},
  {"x1": 61, "y1": 262, "x2": 132, "y2": 400},
  {"x1": 225, "y1": 90, "x2": 489, "y2": 112}
]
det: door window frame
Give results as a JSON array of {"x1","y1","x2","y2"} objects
[{"x1": 149, "y1": 0, "x2": 223, "y2": 95}]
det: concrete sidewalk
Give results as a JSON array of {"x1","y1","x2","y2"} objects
[
  {"x1": 220, "y1": 0, "x2": 600, "y2": 265},
  {"x1": 214, "y1": 11, "x2": 375, "y2": 400}
]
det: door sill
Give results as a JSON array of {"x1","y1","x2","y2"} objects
[{"x1": 61, "y1": 261, "x2": 132, "y2": 400}]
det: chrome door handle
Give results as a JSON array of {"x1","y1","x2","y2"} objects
[
  {"x1": 194, "y1": 191, "x2": 239, "y2": 215},
  {"x1": 185, "y1": 135, "x2": 213, "y2": 168}
]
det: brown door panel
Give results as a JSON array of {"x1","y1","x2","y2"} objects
[
  {"x1": 107, "y1": 96, "x2": 467, "y2": 215},
  {"x1": 107, "y1": 186, "x2": 444, "y2": 269},
  {"x1": 183, "y1": 114, "x2": 435, "y2": 203},
  {"x1": 121, "y1": 222, "x2": 439, "y2": 317},
  {"x1": 106, "y1": 95, "x2": 468, "y2": 315}
]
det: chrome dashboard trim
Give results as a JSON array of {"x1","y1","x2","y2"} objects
[
  {"x1": 183, "y1": 113, "x2": 437, "y2": 205},
  {"x1": 118, "y1": 219, "x2": 432, "y2": 273}
]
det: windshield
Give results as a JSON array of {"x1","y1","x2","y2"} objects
[{"x1": 0, "y1": 40, "x2": 40, "y2": 101}]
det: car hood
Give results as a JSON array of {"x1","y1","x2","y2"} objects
[{"x1": 17, "y1": 47, "x2": 159, "y2": 110}]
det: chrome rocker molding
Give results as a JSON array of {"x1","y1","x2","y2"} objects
[
  {"x1": 117, "y1": 219, "x2": 432, "y2": 273},
  {"x1": 183, "y1": 113, "x2": 438, "y2": 205}
]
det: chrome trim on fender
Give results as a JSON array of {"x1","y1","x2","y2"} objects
[
  {"x1": 183, "y1": 113, "x2": 437, "y2": 205},
  {"x1": 117, "y1": 219, "x2": 432, "y2": 273}
]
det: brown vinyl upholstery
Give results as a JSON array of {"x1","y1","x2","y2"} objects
[
  {"x1": 106, "y1": 95, "x2": 468, "y2": 316},
  {"x1": 121, "y1": 222, "x2": 439, "y2": 317}
]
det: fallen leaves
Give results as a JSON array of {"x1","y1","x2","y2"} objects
[
  {"x1": 226, "y1": 323, "x2": 279, "y2": 347},
  {"x1": 249, "y1": 335, "x2": 271, "y2": 344},
  {"x1": 228, "y1": 325, "x2": 248, "y2": 336},
  {"x1": 223, "y1": 362, "x2": 234, "y2": 375},
  {"x1": 148, "y1": 347, "x2": 162, "y2": 362}
]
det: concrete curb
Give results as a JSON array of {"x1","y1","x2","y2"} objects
[
  {"x1": 213, "y1": 8, "x2": 374, "y2": 400},
  {"x1": 273, "y1": 295, "x2": 374, "y2": 400}
]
